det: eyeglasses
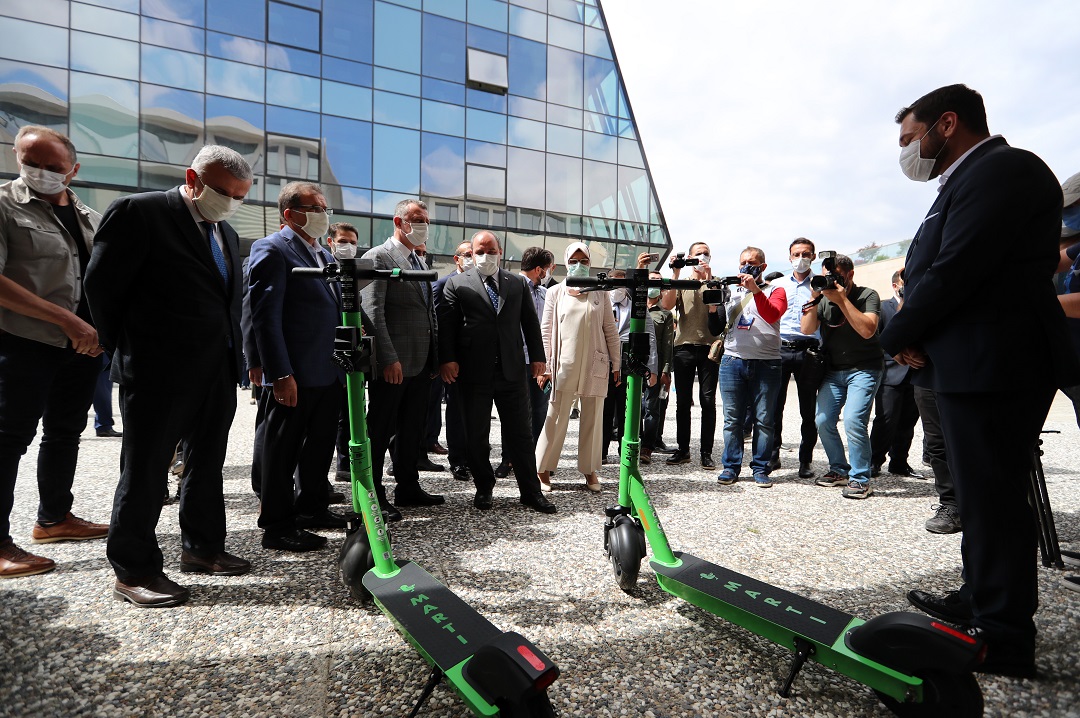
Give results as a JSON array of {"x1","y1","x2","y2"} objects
[
  {"x1": 293, "y1": 205, "x2": 333, "y2": 215},
  {"x1": 455, "y1": 251, "x2": 473, "y2": 258},
  {"x1": 567, "y1": 259, "x2": 590, "y2": 266},
  {"x1": 790, "y1": 251, "x2": 814, "y2": 259}
]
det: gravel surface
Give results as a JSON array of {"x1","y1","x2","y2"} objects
[{"x1": 1, "y1": 384, "x2": 1077, "y2": 717}]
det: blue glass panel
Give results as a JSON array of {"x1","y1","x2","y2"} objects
[
  {"x1": 423, "y1": 13, "x2": 465, "y2": 83},
  {"x1": 466, "y1": 140, "x2": 505, "y2": 167},
  {"x1": 423, "y1": 0, "x2": 464, "y2": 21},
  {"x1": 467, "y1": 0, "x2": 507, "y2": 32},
  {"x1": 205, "y1": 95, "x2": 264, "y2": 171},
  {"x1": 332, "y1": 188, "x2": 373, "y2": 214},
  {"x1": 548, "y1": 16, "x2": 582, "y2": 52},
  {"x1": 547, "y1": 46, "x2": 582, "y2": 108},
  {"x1": 584, "y1": 26, "x2": 611, "y2": 59},
  {"x1": 2, "y1": 0, "x2": 72, "y2": 25},
  {"x1": 508, "y1": 117, "x2": 544, "y2": 151},
  {"x1": 374, "y1": 2, "x2": 420, "y2": 74},
  {"x1": 583, "y1": 130, "x2": 616, "y2": 163},
  {"x1": 582, "y1": 159, "x2": 616, "y2": 218},
  {"x1": 206, "y1": 95, "x2": 263, "y2": 129},
  {"x1": 547, "y1": 125, "x2": 581, "y2": 157},
  {"x1": 467, "y1": 24, "x2": 507, "y2": 54},
  {"x1": 584, "y1": 111, "x2": 617, "y2": 135},
  {"x1": 422, "y1": 77, "x2": 465, "y2": 104},
  {"x1": 373, "y1": 67, "x2": 421, "y2": 95},
  {"x1": 72, "y1": 4, "x2": 139, "y2": 40},
  {"x1": 140, "y1": 84, "x2": 204, "y2": 165},
  {"x1": 269, "y1": 2, "x2": 321, "y2": 49},
  {"x1": 548, "y1": 0, "x2": 584, "y2": 22},
  {"x1": 618, "y1": 119, "x2": 635, "y2": 138},
  {"x1": 323, "y1": 80, "x2": 372, "y2": 120},
  {"x1": 323, "y1": 0, "x2": 373, "y2": 64},
  {"x1": 0, "y1": 60, "x2": 67, "y2": 135},
  {"x1": 421, "y1": 132, "x2": 464, "y2": 198},
  {"x1": 508, "y1": 96, "x2": 544, "y2": 121},
  {"x1": 421, "y1": 100, "x2": 464, "y2": 135},
  {"x1": 584, "y1": 55, "x2": 616, "y2": 116},
  {"x1": 266, "y1": 133, "x2": 320, "y2": 180},
  {"x1": 207, "y1": 32, "x2": 265, "y2": 65},
  {"x1": 465, "y1": 108, "x2": 505, "y2": 144},
  {"x1": 546, "y1": 154, "x2": 581, "y2": 214},
  {"x1": 466, "y1": 88, "x2": 506, "y2": 113},
  {"x1": 508, "y1": 37, "x2": 545, "y2": 101},
  {"x1": 70, "y1": 73, "x2": 139, "y2": 159},
  {"x1": 467, "y1": 163, "x2": 504, "y2": 202},
  {"x1": 509, "y1": 0, "x2": 543, "y2": 10},
  {"x1": 267, "y1": 70, "x2": 320, "y2": 112},
  {"x1": 141, "y1": 46, "x2": 204, "y2": 92},
  {"x1": 584, "y1": 5, "x2": 602, "y2": 27},
  {"x1": 618, "y1": 137, "x2": 643, "y2": 168},
  {"x1": 617, "y1": 165, "x2": 647, "y2": 222},
  {"x1": 142, "y1": 17, "x2": 204, "y2": 53},
  {"x1": 371, "y1": 194, "x2": 399, "y2": 219},
  {"x1": 267, "y1": 45, "x2": 321, "y2": 76},
  {"x1": 374, "y1": 91, "x2": 420, "y2": 129},
  {"x1": 509, "y1": 6, "x2": 545, "y2": 42},
  {"x1": 0, "y1": 18, "x2": 67, "y2": 68},
  {"x1": 506, "y1": 147, "x2": 544, "y2": 209},
  {"x1": 372, "y1": 125, "x2": 419, "y2": 194},
  {"x1": 206, "y1": 58, "x2": 264, "y2": 103},
  {"x1": 75, "y1": 154, "x2": 138, "y2": 186},
  {"x1": 207, "y1": 0, "x2": 265, "y2": 40},
  {"x1": 547, "y1": 103, "x2": 581, "y2": 128},
  {"x1": 72, "y1": 32, "x2": 140, "y2": 81},
  {"x1": 141, "y1": 0, "x2": 204, "y2": 27},
  {"x1": 267, "y1": 105, "x2": 320, "y2": 137},
  {"x1": 617, "y1": 85, "x2": 631, "y2": 120},
  {"x1": 323, "y1": 57, "x2": 373, "y2": 87},
  {"x1": 323, "y1": 115, "x2": 372, "y2": 188}
]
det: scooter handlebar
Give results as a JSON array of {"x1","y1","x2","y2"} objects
[
  {"x1": 565, "y1": 276, "x2": 703, "y2": 290},
  {"x1": 290, "y1": 262, "x2": 437, "y2": 283}
]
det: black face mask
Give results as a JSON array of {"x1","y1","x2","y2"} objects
[
  {"x1": 897, "y1": 286, "x2": 905, "y2": 299},
  {"x1": 739, "y1": 264, "x2": 763, "y2": 279}
]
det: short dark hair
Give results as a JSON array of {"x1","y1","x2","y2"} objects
[
  {"x1": 895, "y1": 84, "x2": 989, "y2": 135},
  {"x1": 278, "y1": 181, "x2": 324, "y2": 220},
  {"x1": 789, "y1": 237, "x2": 815, "y2": 254},
  {"x1": 15, "y1": 125, "x2": 78, "y2": 165},
  {"x1": 329, "y1": 221, "x2": 358, "y2": 239},
  {"x1": 891, "y1": 270, "x2": 903, "y2": 284},
  {"x1": 740, "y1": 246, "x2": 765, "y2": 263},
  {"x1": 688, "y1": 241, "x2": 709, "y2": 256},
  {"x1": 835, "y1": 254, "x2": 854, "y2": 272},
  {"x1": 521, "y1": 246, "x2": 554, "y2": 272}
]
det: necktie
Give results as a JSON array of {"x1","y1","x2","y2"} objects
[
  {"x1": 485, "y1": 276, "x2": 499, "y2": 312},
  {"x1": 409, "y1": 252, "x2": 424, "y2": 270},
  {"x1": 203, "y1": 222, "x2": 229, "y2": 283}
]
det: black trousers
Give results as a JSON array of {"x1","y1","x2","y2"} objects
[
  {"x1": 107, "y1": 351, "x2": 236, "y2": 580},
  {"x1": 602, "y1": 372, "x2": 627, "y2": 457},
  {"x1": 672, "y1": 344, "x2": 718, "y2": 455},
  {"x1": 257, "y1": 383, "x2": 339, "y2": 533},
  {"x1": 0, "y1": 334, "x2": 99, "y2": 540},
  {"x1": 770, "y1": 346, "x2": 821, "y2": 465},
  {"x1": 641, "y1": 382, "x2": 669, "y2": 451},
  {"x1": 912, "y1": 387, "x2": 955, "y2": 507},
  {"x1": 444, "y1": 380, "x2": 468, "y2": 468},
  {"x1": 500, "y1": 372, "x2": 548, "y2": 461},
  {"x1": 869, "y1": 380, "x2": 920, "y2": 469},
  {"x1": 460, "y1": 372, "x2": 540, "y2": 495},
  {"x1": 367, "y1": 372, "x2": 432, "y2": 502}
]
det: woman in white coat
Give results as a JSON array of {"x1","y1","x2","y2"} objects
[{"x1": 535, "y1": 242, "x2": 621, "y2": 492}]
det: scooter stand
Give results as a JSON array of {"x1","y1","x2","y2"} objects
[
  {"x1": 778, "y1": 638, "x2": 815, "y2": 697},
  {"x1": 407, "y1": 666, "x2": 445, "y2": 718}
]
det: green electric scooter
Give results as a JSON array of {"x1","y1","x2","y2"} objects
[
  {"x1": 567, "y1": 269, "x2": 986, "y2": 718},
  {"x1": 293, "y1": 259, "x2": 558, "y2": 718}
]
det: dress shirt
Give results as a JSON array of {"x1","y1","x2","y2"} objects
[{"x1": 778, "y1": 271, "x2": 820, "y2": 341}]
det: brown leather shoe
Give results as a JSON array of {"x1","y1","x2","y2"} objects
[
  {"x1": 179, "y1": 550, "x2": 251, "y2": 576},
  {"x1": 114, "y1": 575, "x2": 189, "y2": 607},
  {"x1": 0, "y1": 539, "x2": 56, "y2": 578},
  {"x1": 428, "y1": 442, "x2": 449, "y2": 455},
  {"x1": 31, "y1": 513, "x2": 109, "y2": 543}
]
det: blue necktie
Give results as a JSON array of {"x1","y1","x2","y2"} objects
[
  {"x1": 203, "y1": 222, "x2": 229, "y2": 283},
  {"x1": 485, "y1": 276, "x2": 499, "y2": 312}
]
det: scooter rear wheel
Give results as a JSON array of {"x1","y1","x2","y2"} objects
[
  {"x1": 876, "y1": 669, "x2": 983, "y2": 718},
  {"x1": 605, "y1": 518, "x2": 644, "y2": 592}
]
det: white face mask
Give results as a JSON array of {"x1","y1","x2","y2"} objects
[
  {"x1": 297, "y1": 209, "x2": 329, "y2": 238},
  {"x1": 899, "y1": 119, "x2": 946, "y2": 182},
  {"x1": 192, "y1": 181, "x2": 243, "y2": 222},
  {"x1": 21, "y1": 165, "x2": 71, "y2": 196},
  {"x1": 610, "y1": 287, "x2": 628, "y2": 304},
  {"x1": 693, "y1": 253, "x2": 711, "y2": 267},
  {"x1": 333, "y1": 242, "x2": 357, "y2": 260},
  {"x1": 458, "y1": 255, "x2": 474, "y2": 272},
  {"x1": 791, "y1": 257, "x2": 812, "y2": 273},
  {"x1": 475, "y1": 252, "x2": 500, "y2": 276},
  {"x1": 566, "y1": 262, "x2": 589, "y2": 278},
  {"x1": 403, "y1": 220, "x2": 429, "y2": 245}
]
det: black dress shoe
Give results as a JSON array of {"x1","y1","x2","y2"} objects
[
  {"x1": 889, "y1": 464, "x2": 926, "y2": 479},
  {"x1": 328, "y1": 489, "x2": 347, "y2": 505},
  {"x1": 665, "y1": 450, "x2": 691, "y2": 465},
  {"x1": 296, "y1": 508, "x2": 348, "y2": 530},
  {"x1": 870, "y1": 464, "x2": 882, "y2": 478},
  {"x1": 473, "y1": 490, "x2": 493, "y2": 510},
  {"x1": 381, "y1": 503, "x2": 403, "y2": 523},
  {"x1": 798, "y1": 462, "x2": 815, "y2": 479},
  {"x1": 765, "y1": 458, "x2": 780, "y2": 472},
  {"x1": 114, "y1": 574, "x2": 189, "y2": 607},
  {"x1": 179, "y1": 550, "x2": 251, "y2": 576},
  {"x1": 450, "y1": 465, "x2": 470, "y2": 482},
  {"x1": 520, "y1": 491, "x2": 557, "y2": 514},
  {"x1": 701, "y1": 454, "x2": 717, "y2": 470},
  {"x1": 261, "y1": 528, "x2": 328, "y2": 552},
  {"x1": 96, "y1": 427, "x2": 123, "y2": 438},
  {"x1": 493, "y1": 461, "x2": 512, "y2": 478},
  {"x1": 416, "y1": 456, "x2": 446, "y2": 472},
  {"x1": 907, "y1": 589, "x2": 973, "y2": 623},
  {"x1": 394, "y1": 489, "x2": 445, "y2": 507}
]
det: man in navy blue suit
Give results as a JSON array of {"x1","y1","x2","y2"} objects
[
  {"x1": 881, "y1": 84, "x2": 1078, "y2": 676},
  {"x1": 249, "y1": 182, "x2": 344, "y2": 552}
]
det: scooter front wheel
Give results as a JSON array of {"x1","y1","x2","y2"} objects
[
  {"x1": 876, "y1": 669, "x2": 983, "y2": 718},
  {"x1": 338, "y1": 524, "x2": 375, "y2": 601},
  {"x1": 605, "y1": 516, "x2": 645, "y2": 592}
]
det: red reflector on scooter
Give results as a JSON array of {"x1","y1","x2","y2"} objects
[
  {"x1": 930, "y1": 621, "x2": 977, "y2": 644},
  {"x1": 517, "y1": 645, "x2": 546, "y2": 671}
]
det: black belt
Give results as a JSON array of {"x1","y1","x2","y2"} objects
[{"x1": 781, "y1": 339, "x2": 819, "y2": 350}]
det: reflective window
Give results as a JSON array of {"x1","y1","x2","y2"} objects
[
  {"x1": 617, "y1": 165, "x2": 647, "y2": 222},
  {"x1": 584, "y1": 26, "x2": 611, "y2": 59},
  {"x1": 547, "y1": 103, "x2": 581, "y2": 128},
  {"x1": 466, "y1": 48, "x2": 508, "y2": 94},
  {"x1": 583, "y1": 131, "x2": 616, "y2": 163},
  {"x1": 468, "y1": 0, "x2": 507, "y2": 32},
  {"x1": 207, "y1": 32, "x2": 265, "y2": 66},
  {"x1": 649, "y1": 223, "x2": 668, "y2": 247},
  {"x1": 422, "y1": 76, "x2": 465, "y2": 104},
  {"x1": 548, "y1": 15, "x2": 582, "y2": 53},
  {"x1": 371, "y1": 195, "x2": 399, "y2": 220},
  {"x1": 546, "y1": 154, "x2": 581, "y2": 214},
  {"x1": 467, "y1": 24, "x2": 507, "y2": 54},
  {"x1": 140, "y1": 83, "x2": 203, "y2": 165},
  {"x1": 0, "y1": 60, "x2": 68, "y2": 132},
  {"x1": 583, "y1": 216, "x2": 616, "y2": 239},
  {"x1": 618, "y1": 85, "x2": 631, "y2": 120},
  {"x1": 73, "y1": 4, "x2": 139, "y2": 41},
  {"x1": 466, "y1": 164, "x2": 505, "y2": 203},
  {"x1": 509, "y1": 0, "x2": 544, "y2": 10},
  {"x1": 466, "y1": 140, "x2": 505, "y2": 167},
  {"x1": 584, "y1": 56, "x2": 617, "y2": 116},
  {"x1": 548, "y1": 0, "x2": 584, "y2": 22},
  {"x1": 373, "y1": 67, "x2": 421, "y2": 95},
  {"x1": 509, "y1": 6, "x2": 545, "y2": 42},
  {"x1": 206, "y1": 95, "x2": 264, "y2": 172},
  {"x1": 618, "y1": 118, "x2": 635, "y2": 138},
  {"x1": 374, "y1": 91, "x2": 420, "y2": 129},
  {"x1": 423, "y1": 0, "x2": 464, "y2": 21},
  {"x1": 270, "y1": 2, "x2": 321, "y2": 50},
  {"x1": 139, "y1": 162, "x2": 187, "y2": 191},
  {"x1": 323, "y1": 57, "x2": 373, "y2": 87},
  {"x1": 546, "y1": 46, "x2": 582, "y2": 108},
  {"x1": 374, "y1": 2, "x2": 420, "y2": 74},
  {"x1": 372, "y1": 125, "x2": 419, "y2": 193},
  {"x1": 207, "y1": 0, "x2": 266, "y2": 41},
  {"x1": 506, "y1": 207, "x2": 542, "y2": 231},
  {"x1": 428, "y1": 219, "x2": 463, "y2": 257},
  {"x1": 0, "y1": 17, "x2": 68, "y2": 69},
  {"x1": 584, "y1": 5, "x2": 603, "y2": 27},
  {"x1": 323, "y1": 0, "x2": 373, "y2": 64},
  {"x1": 75, "y1": 154, "x2": 138, "y2": 187},
  {"x1": 69, "y1": 73, "x2": 138, "y2": 159},
  {"x1": 649, "y1": 188, "x2": 663, "y2": 226},
  {"x1": 141, "y1": 0, "x2": 203, "y2": 27},
  {"x1": 506, "y1": 147, "x2": 544, "y2": 210},
  {"x1": 266, "y1": 134, "x2": 320, "y2": 179},
  {"x1": 72, "y1": 32, "x2": 140, "y2": 81},
  {"x1": 267, "y1": 70, "x2": 320, "y2": 112},
  {"x1": 508, "y1": 37, "x2": 545, "y2": 101},
  {"x1": 266, "y1": 105, "x2": 320, "y2": 137},
  {"x1": 508, "y1": 117, "x2": 544, "y2": 151},
  {"x1": 582, "y1": 159, "x2": 616, "y2": 218},
  {"x1": 422, "y1": 13, "x2": 465, "y2": 83},
  {"x1": 466, "y1": 88, "x2": 506, "y2": 112},
  {"x1": 618, "y1": 137, "x2": 644, "y2": 168},
  {"x1": 421, "y1": 99, "x2": 464, "y2": 135},
  {"x1": 508, "y1": 95, "x2": 545, "y2": 121},
  {"x1": 322, "y1": 116, "x2": 371, "y2": 188},
  {"x1": 207, "y1": 58, "x2": 264, "y2": 103},
  {"x1": 323, "y1": 188, "x2": 372, "y2": 215},
  {"x1": 421, "y1": 132, "x2": 464, "y2": 198},
  {"x1": 465, "y1": 108, "x2": 505, "y2": 144},
  {"x1": 141, "y1": 46, "x2": 204, "y2": 92},
  {"x1": 323, "y1": 80, "x2": 372, "y2": 120},
  {"x1": 584, "y1": 111, "x2": 617, "y2": 135},
  {"x1": 0, "y1": 0, "x2": 68, "y2": 26},
  {"x1": 267, "y1": 45, "x2": 321, "y2": 76},
  {"x1": 142, "y1": 17, "x2": 204, "y2": 53},
  {"x1": 547, "y1": 125, "x2": 581, "y2": 157}
]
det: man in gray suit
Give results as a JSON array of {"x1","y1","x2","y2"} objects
[{"x1": 360, "y1": 199, "x2": 443, "y2": 521}]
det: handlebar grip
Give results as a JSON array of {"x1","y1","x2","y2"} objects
[
  {"x1": 397, "y1": 269, "x2": 438, "y2": 281},
  {"x1": 664, "y1": 280, "x2": 705, "y2": 290},
  {"x1": 565, "y1": 277, "x2": 598, "y2": 287},
  {"x1": 291, "y1": 267, "x2": 330, "y2": 276}
]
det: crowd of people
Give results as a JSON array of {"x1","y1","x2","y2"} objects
[{"x1": 0, "y1": 83, "x2": 1078, "y2": 680}]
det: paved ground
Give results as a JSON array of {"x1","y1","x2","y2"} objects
[{"x1": 1, "y1": 384, "x2": 1078, "y2": 718}]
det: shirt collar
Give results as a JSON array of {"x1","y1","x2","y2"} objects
[
  {"x1": 938, "y1": 134, "x2": 1001, "y2": 188},
  {"x1": 179, "y1": 184, "x2": 208, "y2": 227}
]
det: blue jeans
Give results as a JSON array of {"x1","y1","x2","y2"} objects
[
  {"x1": 719, "y1": 356, "x2": 782, "y2": 475},
  {"x1": 815, "y1": 367, "x2": 883, "y2": 483}
]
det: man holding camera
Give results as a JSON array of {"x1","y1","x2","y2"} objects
[{"x1": 800, "y1": 253, "x2": 882, "y2": 499}]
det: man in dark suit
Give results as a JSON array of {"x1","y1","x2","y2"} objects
[
  {"x1": 881, "y1": 84, "x2": 1078, "y2": 675},
  {"x1": 249, "y1": 182, "x2": 344, "y2": 552},
  {"x1": 359, "y1": 199, "x2": 443, "y2": 522},
  {"x1": 438, "y1": 231, "x2": 555, "y2": 514},
  {"x1": 85, "y1": 145, "x2": 252, "y2": 607},
  {"x1": 434, "y1": 240, "x2": 474, "y2": 483},
  {"x1": 868, "y1": 270, "x2": 923, "y2": 479}
]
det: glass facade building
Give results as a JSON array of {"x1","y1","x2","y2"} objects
[{"x1": 0, "y1": 0, "x2": 671, "y2": 267}]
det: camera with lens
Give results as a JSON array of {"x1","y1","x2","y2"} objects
[
  {"x1": 810, "y1": 251, "x2": 845, "y2": 291},
  {"x1": 669, "y1": 252, "x2": 700, "y2": 270}
]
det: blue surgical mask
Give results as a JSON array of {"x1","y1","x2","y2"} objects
[
  {"x1": 1064, "y1": 205, "x2": 1080, "y2": 231},
  {"x1": 740, "y1": 264, "x2": 762, "y2": 279},
  {"x1": 648, "y1": 288, "x2": 661, "y2": 299},
  {"x1": 566, "y1": 262, "x2": 589, "y2": 278}
]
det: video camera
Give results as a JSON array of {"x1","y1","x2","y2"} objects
[
  {"x1": 668, "y1": 252, "x2": 700, "y2": 270},
  {"x1": 810, "y1": 251, "x2": 845, "y2": 291}
]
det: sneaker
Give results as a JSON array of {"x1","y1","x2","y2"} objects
[
  {"x1": 31, "y1": 513, "x2": 109, "y2": 543},
  {"x1": 842, "y1": 480, "x2": 873, "y2": 499},
  {"x1": 753, "y1": 473, "x2": 773, "y2": 488},
  {"x1": 700, "y1": 453, "x2": 716, "y2": 469},
  {"x1": 0, "y1": 539, "x2": 56, "y2": 578},
  {"x1": 665, "y1": 450, "x2": 691, "y2": 465},
  {"x1": 925, "y1": 504, "x2": 962, "y2": 534},
  {"x1": 717, "y1": 469, "x2": 738, "y2": 485},
  {"x1": 815, "y1": 471, "x2": 848, "y2": 487}
]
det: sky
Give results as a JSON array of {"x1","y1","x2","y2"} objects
[{"x1": 600, "y1": 0, "x2": 1080, "y2": 269}]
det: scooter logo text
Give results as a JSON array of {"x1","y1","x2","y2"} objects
[{"x1": 406, "y1": 591, "x2": 470, "y2": 646}]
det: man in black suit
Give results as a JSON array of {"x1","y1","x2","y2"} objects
[
  {"x1": 85, "y1": 145, "x2": 253, "y2": 607},
  {"x1": 438, "y1": 231, "x2": 555, "y2": 514},
  {"x1": 881, "y1": 84, "x2": 1078, "y2": 676}
]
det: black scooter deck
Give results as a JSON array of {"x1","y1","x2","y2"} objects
[
  {"x1": 364, "y1": 560, "x2": 503, "y2": 670},
  {"x1": 651, "y1": 552, "x2": 854, "y2": 647}
]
